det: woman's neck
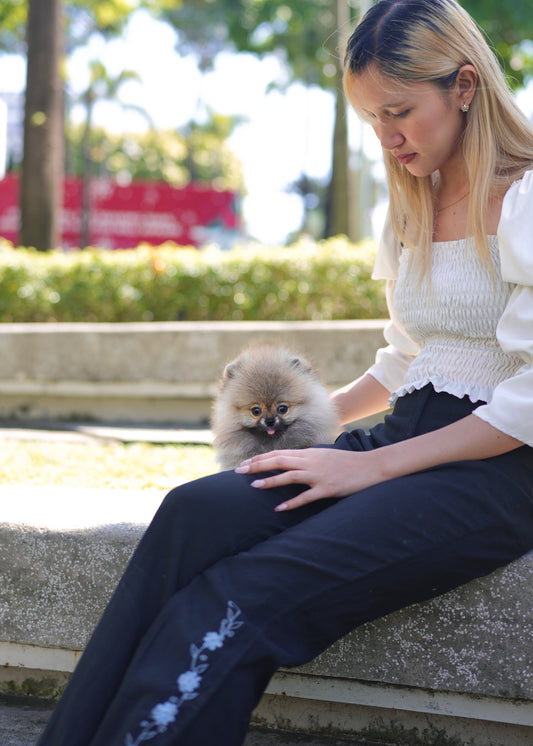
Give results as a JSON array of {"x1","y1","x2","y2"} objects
[{"x1": 434, "y1": 163, "x2": 469, "y2": 204}]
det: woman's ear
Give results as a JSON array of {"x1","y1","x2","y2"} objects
[{"x1": 456, "y1": 64, "x2": 478, "y2": 109}]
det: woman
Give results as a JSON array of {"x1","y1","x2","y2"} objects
[{"x1": 38, "y1": 1, "x2": 533, "y2": 744}]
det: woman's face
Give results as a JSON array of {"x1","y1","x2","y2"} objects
[{"x1": 345, "y1": 65, "x2": 467, "y2": 178}]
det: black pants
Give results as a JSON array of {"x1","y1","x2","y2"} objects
[{"x1": 37, "y1": 386, "x2": 533, "y2": 746}]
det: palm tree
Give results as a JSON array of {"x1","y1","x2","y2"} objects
[{"x1": 74, "y1": 61, "x2": 151, "y2": 248}]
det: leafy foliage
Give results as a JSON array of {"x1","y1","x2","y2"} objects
[
  {"x1": 0, "y1": 0, "x2": 26, "y2": 52},
  {"x1": 156, "y1": 0, "x2": 340, "y2": 84},
  {"x1": 157, "y1": 1, "x2": 533, "y2": 89},
  {"x1": 0, "y1": 237, "x2": 386, "y2": 322},
  {"x1": 462, "y1": 0, "x2": 533, "y2": 88},
  {"x1": 64, "y1": 118, "x2": 244, "y2": 190},
  {"x1": 0, "y1": 0, "x2": 138, "y2": 52}
]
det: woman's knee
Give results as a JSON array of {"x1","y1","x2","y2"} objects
[
  {"x1": 158, "y1": 470, "x2": 310, "y2": 555},
  {"x1": 158, "y1": 471, "x2": 279, "y2": 535},
  {"x1": 163, "y1": 470, "x2": 256, "y2": 513},
  {"x1": 155, "y1": 474, "x2": 231, "y2": 536}
]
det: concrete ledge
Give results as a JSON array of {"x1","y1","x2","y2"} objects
[
  {"x1": 1, "y1": 486, "x2": 532, "y2": 745},
  {"x1": 0, "y1": 487, "x2": 164, "y2": 650},
  {"x1": 0, "y1": 320, "x2": 386, "y2": 423}
]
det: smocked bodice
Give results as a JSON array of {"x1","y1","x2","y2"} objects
[{"x1": 391, "y1": 237, "x2": 523, "y2": 403}]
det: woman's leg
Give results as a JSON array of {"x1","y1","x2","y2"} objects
[
  {"x1": 89, "y1": 446, "x2": 533, "y2": 746},
  {"x1": 36, "y1": 470, "x2": 318, "y2": 746}
]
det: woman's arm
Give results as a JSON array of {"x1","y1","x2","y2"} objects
[
  {"x1": 377, "y1": 412, "x2": 522, "y2": 482},
  {"x1": 235, "y1": 413, "x2": 523, "y2": 511},
  {"x1": 330, "y1": 373, "x2": 391, "y2": 425}
]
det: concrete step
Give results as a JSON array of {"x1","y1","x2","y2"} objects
[
  {"x1": 0, "y1": 320, "x2": 386, "y2": 424},
  {"x1": 0, "y1": 696, "x2": 371, "y2": 746}
]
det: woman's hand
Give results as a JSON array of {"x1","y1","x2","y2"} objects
[{"x1": 235, "y1": 447, "x2": 385, "y2": 512}]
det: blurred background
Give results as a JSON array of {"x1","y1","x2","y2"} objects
[{"x1": 1, "y1": 0, "x2": 533, "y2": 251}]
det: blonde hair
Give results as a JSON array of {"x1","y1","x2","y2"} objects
[{"x1": 344, "y1": 0, "x2": 533, "y2": 271}]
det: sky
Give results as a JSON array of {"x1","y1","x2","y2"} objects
[{"x1": 1, "y1": 8, "x2": 533, "y2": 244}]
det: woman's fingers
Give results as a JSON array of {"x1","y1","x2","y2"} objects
[
  {"x1": 273, "y1": 487, "x2": 325, "y2": 512},
  {"x1": 234, "y1": 449, "x2": 306, "y2": 475}
]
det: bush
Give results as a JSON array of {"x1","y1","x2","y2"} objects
[{"x1": 0, "y1": 236, "x2": 387, "y2": 323}]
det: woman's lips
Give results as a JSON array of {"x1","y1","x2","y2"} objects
[{"x1": 395, "y1": 152, "x2": 416, "y2": 165}]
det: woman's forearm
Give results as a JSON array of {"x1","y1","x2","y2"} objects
[
  {"x1": 376, "y1": 413, "x2": 523, "y2": 484},
  {"x1": 331, "y1": 373, "x2": 391, "y2": 425}
]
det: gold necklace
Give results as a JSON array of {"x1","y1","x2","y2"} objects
[{"x1": 434, "y1": 191, "x2": 469, "y2": 216}]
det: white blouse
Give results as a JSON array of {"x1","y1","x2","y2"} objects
[{"x1": 367, "y1": 170, "x2": 533, "y2": 447}]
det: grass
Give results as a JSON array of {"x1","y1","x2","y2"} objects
[{"x1": 0, "y1": 439, "x2": 218, "y2": 489}]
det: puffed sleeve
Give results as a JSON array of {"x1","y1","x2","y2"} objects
[
  {"x1": 365, "y1": 211, "x2": 420, "y2": 393},
  {"x1": 473, "y1": 172, "x2": 533, "y2": 446}
]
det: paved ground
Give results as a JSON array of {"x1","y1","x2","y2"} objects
[
  {"x1": 0, "y1": 698, "x2": 52, "y2": 746},
  {"x1": 0, "y1": 418, "x2": 213, "y2": 446},
  {"x1": 0, "y1": 696, "x2": 362, "y2": 746}
]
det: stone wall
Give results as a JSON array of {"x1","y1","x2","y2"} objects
[{"x1": 0, "y1": 320, "x2": 386, "y2": 423}]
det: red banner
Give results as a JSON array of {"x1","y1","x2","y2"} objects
[{"x1": 0, "y1": 174, "x2": 240, "y2": 249}]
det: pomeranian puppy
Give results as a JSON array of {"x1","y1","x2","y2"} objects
[{"x1": 211, "y1": 344, "x2": 340, "y2": 470}]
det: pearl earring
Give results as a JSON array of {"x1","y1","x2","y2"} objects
[{"x1": 461, "y1": 103, "x2": 470, "y2": 113}]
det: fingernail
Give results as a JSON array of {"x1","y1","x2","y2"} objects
[
  {"x1": 274, "y1": 502, "x2": 288, "y2": 512},
  {"x1": 251, "y1": 479, "x2": 265, "y2": 488},
  {"x1": 235, "y1": 463, "x2": 250, "y2": 474}
]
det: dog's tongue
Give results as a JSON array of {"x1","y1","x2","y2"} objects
[{"x1": 267, "y1": 428, "x2": 276, "y2": 435}]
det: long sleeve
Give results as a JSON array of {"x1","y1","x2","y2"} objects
[
  {"x1": 473, "y1": 173, "x2": 533, "y2": 446},
  {"x1": 366, "y1": 281, "x2": 420, "y2": 393},
  {"x1": 365, "y1": 211, "x2": 419, "y2": 393}
]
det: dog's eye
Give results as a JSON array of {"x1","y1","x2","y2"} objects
[
  {"x1": 250, "y1": 406, "x2": 262, "y2": 417},
  {"x1": 277, "y1": 404, "x2": 289, "y2": 415}
]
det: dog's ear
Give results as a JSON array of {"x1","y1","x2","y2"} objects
[
  {"x1": 223, "y1": 361, "x2": 239, "y2": 380},
  {"x1": 218, "y1": 361, "x2": 238, "y2": 391},
  {"x1": 290, "y1": 356, "x2": 313, "y2": 375}
]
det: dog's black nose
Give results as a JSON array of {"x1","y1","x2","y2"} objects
[{"x1": 264, "y1": 416, "x2": 276, "y2": 427}]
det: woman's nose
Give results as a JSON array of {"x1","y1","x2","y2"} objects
[{"x1": 374, "y1": 123, "x2": 404, "y2": 151}]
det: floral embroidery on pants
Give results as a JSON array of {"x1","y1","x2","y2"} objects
[{"x1": 124, "y1": 601, "x2": 243, "y2": 745}]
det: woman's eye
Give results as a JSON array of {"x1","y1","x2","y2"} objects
[
  {"x1": 277, "y1": 404, "x2": 289, "y2": 415},
  {"x1": 250, "y1": 406, "x2": 262, "y2": 417},
  {"x1": 392, "y1": 109, "x2": 410, "y2": 119}
]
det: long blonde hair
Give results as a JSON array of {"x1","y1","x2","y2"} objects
[{"x1": 344, "y1": 0, "x2": 533, "y2": 271}]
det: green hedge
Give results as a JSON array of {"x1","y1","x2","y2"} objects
[{"x1": 0, "y1": 236, "x2": 386, "y2": 323}]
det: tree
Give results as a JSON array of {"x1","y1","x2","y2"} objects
[
  {"x1": 7, "y1": 0, "x2": 140, "y2": 250},
  {"x1": 5, "y1": 0, "x2": 533, "y2": 247},
  {"x1": 0, "y1": 0, "x2": 27, "y2": 53},
  {"x1": 462, "y1": 0, "x2": 533, "y2": 89},
  {"x1": 19, "y1": 0, "x2": 64, "y2": 250},
  {"x1": 65, "y1": 115, "x2": 244, "y2": 191},
  {"x1": 73, "y1": 62, "x2": 147, "y2": 247},
  {"x1": 0, "y1": 0, "x2": 137, "y2": 51},
  {"x1": 154, "y1": 0, "x2": 533, "y2": 240},
  {"x1": 156, "y1": 0, "x2": 357, "y2": 238}
]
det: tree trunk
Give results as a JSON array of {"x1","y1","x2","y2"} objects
[
  {"x1": 80, "y1": 90, "x2": 94, "y2": 249},
  {"x1": 20, "y1": 0, "x2": 64, "y2": 251},
  {"x1": 325, "y1": 0, "x2": 351, "y2": 239},
  {"x1": 325, "y1": 76, "x2": 350, "y2": 238}
]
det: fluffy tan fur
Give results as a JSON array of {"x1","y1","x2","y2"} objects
[{"x1": 211, "y1": 344, "x2": 340, "y2": 470}]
